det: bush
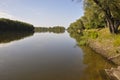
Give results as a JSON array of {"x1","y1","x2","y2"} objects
[{"x1": 83, "y1": 30, "x2": 98, "y2": 39}]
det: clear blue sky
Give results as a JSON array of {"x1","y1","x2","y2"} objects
[{"x1": 0, "y1": 0, "x2": 83, "y2": 27}]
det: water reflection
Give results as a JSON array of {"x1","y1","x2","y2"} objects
[
  {"x1": 80, "y1": 46, "x2": 116, "y2": 80},
  {"x1": 0, "y1": 32, "x2": 84, "y2": 80},
  {"x1": 0, "y1": 32, "x2": 34, "y2": 44},
  {"x1": 68, "y1": 32, "x2": 116, "y2": 80},
  {"x1": 0, "y1": 31, "x2": 115, "y2": 80}
]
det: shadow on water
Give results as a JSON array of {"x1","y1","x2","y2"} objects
[
  {"x1": 68, "y1": 32, "x2": 116, "y2": 80},
  {"x1": 0, "y1": 30, "x2": 65, "y2": 45},
  {"x1": 0, "y1": 31, "x2": 34, "y2": 44}
]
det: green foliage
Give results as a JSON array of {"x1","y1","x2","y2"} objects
[
  {"x1": 68, "y1": 29, "x2": 99, "y2": 46},
  {"x1": 71, "y1": 0, "x2": 120, "y2": 33},
  {"x1": 67, "y1": 19, "x2": 85, "y2": 33},
  {"x1": 93, "y1": 0, "x2": 120, "y2": 20},
  {"x1": 84, "y1": 0, "x2": 120, "y2": 33},
  {"x1": 91, "y1": 32, "x2": 98, "y2": 39},
  {"x1": 78, "y1": 40, "x2": 86, "y2": 46},
  {"x1": 68, "y1": 0, "x2": 105, "y2": 32},
  {"x1": 83, "y1": 0, "x2": 105, "y2": 29},
  {"x1": 0, "y1": 18, "x2": 34, "y2": 32},
  {"x1": 83, "y1": 30, "x2": 98, "y2": 39},
  {"x1": 35, "y1": 26, "x2": 65, "y2": 33}
]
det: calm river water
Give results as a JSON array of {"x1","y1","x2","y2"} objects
[{"x1": 0, "y1": 32, "x2": 114, "y2": 80}]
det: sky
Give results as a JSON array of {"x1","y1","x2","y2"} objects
[{"x1": 0, "y1": 0, "x2": 83, "y2": 28}]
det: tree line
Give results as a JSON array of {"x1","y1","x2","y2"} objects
[
  {"x1": 68, "y1": 0, "x2": 120, "y2": 34},
  {"x1": 0, "y1": 18, "x2": 34, "y2": 32},
  {"x1": 35, "y1": 26, "x2": 65, "y2": 33}
]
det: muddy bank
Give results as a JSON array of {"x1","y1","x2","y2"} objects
[
  {"x1": 88, "y1": 39, "x2": 120, "y2": 80},
  {"x1": 105, "y1": 66, "x2": 120, "y2": 80},
  {"x1": 88, "y1": 39, "x2": 120, "y2": 65}
]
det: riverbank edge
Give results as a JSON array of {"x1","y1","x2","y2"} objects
[
  {"x1": 82, "y1": 29, "x2": 120, "y2": 80},
  {"x1": 79, "y1": 28, "x2": 120, "y2": 65},
  {"x1": 87, "y1": 39, "x2": 119, "y2": 65}
]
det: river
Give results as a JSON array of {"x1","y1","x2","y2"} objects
[{"x1": 0, "y1": 31, "x2": 115, "y2": 80}]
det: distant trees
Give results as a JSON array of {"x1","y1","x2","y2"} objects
[
  {"x1": 0, "y1": 18, "x2": 34, "y2": 32},
  {"x1": 35, "y1": 26, "x2": 65, "y2": 33},
  {"x1": 71, "y1": 0, "x2": 120, "y2": 34}
]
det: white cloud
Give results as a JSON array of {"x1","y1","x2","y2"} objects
[
  {"x1": 0, "y1": 11, "x2": 30, "y2": 24},
  {"x1": 0, "y1": 12, "x2": 16, "y2": 20}
]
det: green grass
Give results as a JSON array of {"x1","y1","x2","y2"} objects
[
  {"x1": 69, "y1": 27, "x2": 120, "y2": 61},
  {"x1": 75, "y1": 29, "x2": 99, "y2": 46},
  {"x1": 113, "y1": 35, "x2": 120, "y2": 47},
  {"x1": 80, "y1": 28, "x2": 120, "y2": 57},
  {"x1": 78, "y1": 40, "x2": 86, "y2": 46}
]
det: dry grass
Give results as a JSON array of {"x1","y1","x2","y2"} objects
[
  {"x1": 85, "y1": 28, "x2": 120, "y2": 57},
  {"x1": 84, "y1": 28, "x2": 120, "y2": 57}
]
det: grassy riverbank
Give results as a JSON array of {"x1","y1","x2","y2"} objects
[{"x1": 69, "y1": 28, "x2": 120, "y2": 65}]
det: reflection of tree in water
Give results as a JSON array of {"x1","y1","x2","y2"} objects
[
  {"x1": 35, "y1": 27, "x2": 65, "y2": 34},
  {"x1": 68, "y1": 32, "x2": 116, "y2": 80},
  {"x1": 0, "y1": 32, "x2": 34, "y2": 43},
  {"x1": 80, "y1": 46, "x2": 116, "y2": 80},
  {"x1": 68, "y1": 32, "x2": 83, "y2": 45}
]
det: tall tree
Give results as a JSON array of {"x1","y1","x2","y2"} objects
[
  {"x1": 92, "y1": 0, "x2": 120, "y2": 33},
  {"x1": 83, "y1": 0, "x2": 105, "y2": 29},
  {"x1": 73, "y1": 0, "x2": 120, "y2": 34}
]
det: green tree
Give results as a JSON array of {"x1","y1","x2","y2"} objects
[
  {"x1": 83, "y1": 0, "x2": 105, "y2": 29},
  {"x1": 68, "y1": 19, "x2": 85, "y2": 33},
  {"x1": 90, "y1": 0, "x2": 120, "y2": 33},
  {"x1": 73, "y1": 0, "x2": 120, "y2": 34}
]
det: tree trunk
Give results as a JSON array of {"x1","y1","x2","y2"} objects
[
  {"x1": 106, "y1": 17, "x2": 115, "y2": 33},
  {"x1": 106, "y1": 15, "x2": 120, "y2": 34},
  {"x1": 105, "y1": 8, "x2": 120, "y2": 34},
  {"x1": 93, "y1": 0, "x2": 120, "y2": 34}
]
